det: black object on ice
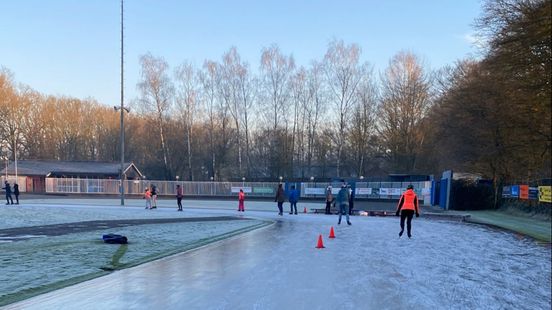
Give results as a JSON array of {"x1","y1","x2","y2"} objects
[{"x1": 102, "y1": 234, "x2": 128, "y2": 244}]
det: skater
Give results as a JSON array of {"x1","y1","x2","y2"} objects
[
  {"x1": 143, "y1": 188, "x2": 152, "y2": 209},
  {"x1": 3, "y1": 181, "x2": 13, "y2": 205},
  {"x1": 325, "y1": 185, "x2": 334, "y2": 214},
  {"x1": 176, "y1": 184, "x2": 183, "y2": 211},
  {"x1": 288, "y1": 185, "x2": 299, "y2": 214},
  {"x1": 150, "y1": 185, "x2": 158, "y2": 209},
  {"x1": 348, "y1": 185, "x2": 355, "y2": 215},
  {"x1": 274, "y1": 183, "x2": 286, "y2": 216},
  {"x1": 336, "y1": 182, "x2": 351, "y2": 225},
  {"x1": 13, "y1": 183, "x2": 19, "y2": 205},
  {"x1": 395, "y1": 185, "x2": 420, "y2": 238},
  {"x1": 238, "y1": 189, "x2": 245, "y2": 212}
]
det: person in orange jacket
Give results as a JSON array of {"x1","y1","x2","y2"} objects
[
  {"x1": 143, "y1": 188, "x2": 152, "y2": 209},
  {"x1": 238, "y1": 189, "x2": 245, "y2": 212},
  {"x1": 395, "y1": 184, "x2": 420, "y2": 238}
]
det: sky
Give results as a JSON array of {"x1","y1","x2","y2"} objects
[{"x1": 0, "y1": 0, "x2": 482, "y2": 106}]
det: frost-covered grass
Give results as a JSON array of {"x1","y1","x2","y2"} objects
[
  {"x1": 467, "y1": 210, "x2": 551, "y2": 242},
  {"x1": 0, "y1": 204, "x2": 269, "y2": 306}
]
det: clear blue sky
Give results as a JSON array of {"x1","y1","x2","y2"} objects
[{"x1": 1, "y1": 0, "x2": 482, "y2": 106}]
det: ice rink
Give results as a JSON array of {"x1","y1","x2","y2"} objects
[{"x1": 2, "y1": 200, "x2": 551, "y2": 309}]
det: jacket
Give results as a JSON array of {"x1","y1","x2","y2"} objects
[
  {"x1": 239, "y1": 191, "x2": 245, "y2": 202},
  {"x1": 288, "y1": 189, "x2": 299, "y2": 203},
  {"x1": 275, "y1": 187, "x2": 286, "y2": 203},
  {"x1": 396, "y1": 189, "x2": 419, "y2": 213},
  {"x1": 336, "y1": 187, "x2": 350, "y2": 206}
]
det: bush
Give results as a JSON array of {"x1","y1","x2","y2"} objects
[{"x1": 450, "y1": 180, "x2": 494, "y2": 210}]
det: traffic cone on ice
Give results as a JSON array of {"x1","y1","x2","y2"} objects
[
  {"x1": 303, "y1": 207, "x2": 307, "y2": 213},
  {"x1": 315, "y1": 234, "x2": 325, "y2": 248},
  {"x1": 329, "y1": 226, "x2": 336, "y2": 239}
]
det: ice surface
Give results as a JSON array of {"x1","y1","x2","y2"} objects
[{"x1": 1, "y1": 201, "x2": 551, "y2": 310}]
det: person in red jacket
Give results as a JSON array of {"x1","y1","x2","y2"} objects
[
  {"x1": 238, "y1": 189, "x2": 245, "y2": 212},
  {"x1": 395, "y1": 185, "x2": 420, "y2": 238}
]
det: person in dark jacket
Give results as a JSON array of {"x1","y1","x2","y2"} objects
[
  {"x1": 348, "y1": 185, "x2": 355, "y2": 215},
  {"x1": 3, "y1": 181, "x2": 13, "y2": 205},
  {"x1": 288, "y1": 185, "x2": 299, "y2": 215},
  {"x1": 274, "y1": 183, "x2": 286, "y2": 216},
  {"x1": 13, "y1": 183, "x2": 19, "y2": 205},
  {"x1": 336, "y1": 183, "x2": 351, "y2": 225},
  {"x1": 176, "y1": 184, "x2": 183, "y2": 211},
  {"x1": 150, "y1": 185, "x2": 158, "y2": 209}
]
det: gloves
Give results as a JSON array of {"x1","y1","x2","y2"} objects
[
  {"x1": 416, "y1": 213, "x2": 420, "y2": 218},
  {"x1": 395, "y1": 211, "x2": 399, "y2": 216}
]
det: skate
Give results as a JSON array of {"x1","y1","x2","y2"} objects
[
  {"x1": 399, "y1": 230, "x2": 403, "y2": 237},
  {"x1": 347, "y1": 221, "x2": 351, "y2": 225}
]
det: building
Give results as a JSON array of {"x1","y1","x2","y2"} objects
[{"x1": 1, "y1": 160, "x2": 143, "y2": 193}]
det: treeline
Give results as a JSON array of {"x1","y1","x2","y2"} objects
[{"x1": 0, "y1": 0, "x2": 550, "y2": 191}]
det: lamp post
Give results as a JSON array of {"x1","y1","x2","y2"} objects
[
  {"x1": 114, "y1": 0, "x2": 126, "y2": 206},
  {"x1": 242, "y1": 177, "x2": 245, "y2": 188}
]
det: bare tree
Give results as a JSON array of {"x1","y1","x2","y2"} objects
[
  {"x1": 349, "y1": 70, "x2": 378, "y2": 176},
  {"x1": 174, "y1": 61, "x2": 199, "y2": 180},
  {"x1": 378, "y1": 51, "x2": 433, "y2": 173},
  {"x1": 259, "y1": 45, "x2": 295, "y2": 177},
  {"x1": 137, "y1": 53, "x2": 174, "y2": 179},
  {"x1": 323, "y1": 39, "x2": 367, "y2": 176}
]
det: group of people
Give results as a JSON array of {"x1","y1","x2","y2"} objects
[
  {"x1": 3, "y1": 181, "x2": 20, "y2": 205},
  {"x1": 324, "y1": 184, "x2": 355, "y2": 216},
  {"x1": 142, "y1": 180, "x2": 421, "y2": 238},
  {"x1": 143, "y1": 185, "x2": 158, "y2": 209},
  {"x1": 274, "y1": 184, "x2": 300, "y2": 215}
]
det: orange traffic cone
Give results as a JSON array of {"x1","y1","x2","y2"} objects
[
  {"x1": 315, "y1": 234, "x2": 325, "y2": 248},
  {"x1": 303, "y1": 207, "x2": 307, "y2": 213},
  {"x1": 329, "y1": 226, "x2": 336, "y2": 238}
]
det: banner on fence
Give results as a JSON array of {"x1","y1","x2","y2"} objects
[
  {"x1": 519, "y1": 185, "x2": 529, "y2": 200},
  {"x1": 304, "y1": 188, "x2": 325, "y2": 195},
  {"x1": 529, "y1": 187, "x2": 539, "y2": 200},
  {"x1": 538, "y1": 186, "x2": 551, "y2": 203},
  {"x1": 510, "y1": 185, "x2": 520, "y2": 198},
  {"x1": 253, "y1": 187, "x2": 273, "y2": 194},
  {"x1": 502, "y1": 186, "x2": 511, "y2": 198},
  {"x1": 380, "y1": 188, "x2": 401, "y2": 196},
  {"x1": 356, "y1": 188, "x2": 372, "y2": 195},
  {"x1": 231, "y1": 187, "x2": 252, "y2": 193}
]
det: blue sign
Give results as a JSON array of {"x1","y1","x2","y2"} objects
[
  {"x1": 510, "y1": 185, "x2": 520, "y2": 198},
  {"x1": 502, "y1": 186, "x2": 511, "y2": 198},
  {"x1": 529, "y1": 187, "x2": 539, "y2": 200}
]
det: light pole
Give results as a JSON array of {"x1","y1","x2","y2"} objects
[
  {"x1": 114, "y1": 0, "x2": 126, "y2": 206},
  {"x1": 242, "y1": 177, "x2": 245, "y2": 188}
]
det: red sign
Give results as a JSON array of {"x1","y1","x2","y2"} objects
[{"x1": 519, "y1": 185, "x2": 529, "y2": 200}]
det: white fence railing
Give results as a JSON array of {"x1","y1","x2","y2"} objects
[{"x1": 44, "y1": 178, "x2": 431, "y2": 201}]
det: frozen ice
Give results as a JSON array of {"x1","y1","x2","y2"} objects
[{"x1": 1, "y1": 199, "x2": 550, "y2": 309}]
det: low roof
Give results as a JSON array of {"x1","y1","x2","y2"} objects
[{"x1": 1, "y1": 160, "x2": 143, "y2": 177}]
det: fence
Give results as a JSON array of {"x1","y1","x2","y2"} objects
[{"x1": 44, "y1": 177, "x2": 432, "y2": 201}]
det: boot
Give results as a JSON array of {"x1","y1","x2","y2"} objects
[
  {"x1": 347, "y1": 221, "x2": 351, "y2": 225},
  {"x1": 399, "y1": 230, "x2": 403, "y2": 237}
]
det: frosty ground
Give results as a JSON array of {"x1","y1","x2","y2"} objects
[{"x1": 1, "y1": 199, "x2": 550, "y2": 310}]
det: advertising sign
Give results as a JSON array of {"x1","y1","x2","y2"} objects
[
  {"x1": 538, "y1": 186, "x2": 551, "y2": 203},
  {"x1": 519, "y1": 185, "x2": 529, "y2": 200},
  {"x1": 510, "y1": 185, "x2": 520, "y2": 198},
  {"x1": 253, "y1": 187, "x2": 273, "y2": 194},
  {"x1": 529, "y1": 187, "x2": 538, "y2": 200},
  {"x1": 502, "y1": 186, "x2": 511, "y2": 198},
  {"x1": 231, "y1": 187, "x2": 252, "y2": 193},
  {"x1": 304, "y1": 188, "x2": 325, "y2": 195},
  {"x1": 356, "y1": 188, "x2": 372, "y2": 195}
]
